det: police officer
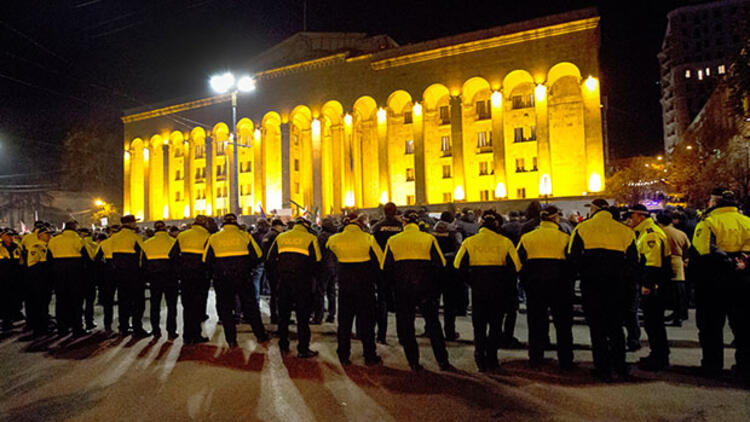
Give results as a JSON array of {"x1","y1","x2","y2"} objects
[
  {"x1": 370, "y1": 202, "x2": 402, "y2": 344},
  {"x1": 47, "y1": 221, "x2": 88, "y2": 336},
  {"x1": 626, "y1": 204, "x2": 672, "y2": 371},
  {"x1": 174, "y1": 215, "x2": 211, "y2": 344},
  {"x1": 432, "y1": 211, "x2": 463, "y2": 341},
  {"x1": 204, "y1": 214, "x2": 268, "y2": 348},
  {"x1": 142, "y1": 221, "x2": 179, "y2": 339},
  {"x1": 24, "y1": 226, "x2": 52, "y2": 336},
  {"x1": 692, "y1": 188, "x2": 750, "y2": 380},
  {"x1": 568, "y1": 199, "x2": 639, "y2": 381},
  {"x1": 325, "y1": 213, "x2": 383, "y2": 365},
  {"x1": 79, "y1": 228, "x2": 99, "y2": 331},
  {"x1": 110, "y1": 215, "x2": 148, "y2": 337},
  {"x1": 455, "y1": 214, "x2": 520, "y2": 372},
  {"x1": 94, "y1": 227, "x2": 117, "y2": 332},
  {"x1": 262, "y1": 218, "x2": 286, "y2": 324},
  {"x1": 383, "y1": 210, "x2": 451, "y2": 372},
  {"x1": 1, "y1": 227, "x2": 22, "y2": 331},
  {"x1": 266, "y1": 217, "x2": 321, "y2": 358},
  {"x1": 313, "y1": 217, "x2": 338, "y2": 324},
  {"x1": 517, "y1": 206, "x2": 574, "y2": 370}
]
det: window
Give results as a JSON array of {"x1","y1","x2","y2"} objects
[
  {"x1": 532, "y1": 157, "x2": 538, "y2": 171},
  {"x1": 406, "y1": 195, "x2": 415, "y2": 206},
  {"x1": 685, "y1": 69, "x2": 691, "y2": 79},
  {"x1": 516, "y1": 158, "x2": 525, "y2": 172},
  {"x1": 174, "y1": 147, "x2": 183, "y2": 158},
  {"x1": 480, "y1": 190, "x2": 490, "y2": 201},
  {"x1": 441, "y1": 136, "x2": 451, "y2": 155},
  {"x1": 698, "y1": 69, "x2": 704, "y2": 80},
  {"x1": 439, "y1": 106, "x2": 450, "y2": 124},
  {"x1": 175, "y1": 191, "x2": 181, "y2": 202},
  {"x1": 517, "y1": 188, "x2": 526, "y2": 199},
  {"x1": 530, "y1": 126, "x2": 537, "y2": 141},
  {"x1": 705, "y1": 67, "x2": 710, "y2": 76},
  {"x1": 293, "y1": 134, "x2": 299, "y2": 146},
  {"x1": 195, "y1": 167, "x2": 205, "y2": 179},
  {"x1": 514, "y1": 127, "x2": 523, "y2": 142},
  {"x1": 175, "y1": 170, "x2": 182, "y2": 181},
  {"x1": 442, "y1": 165, "x2": 451, "y2": 179},
  {"x1": 404, "y1": 111, "x2": 413, "y2": 124},
  {"x1": 406, "y1": 168, "x2": 415, "y2": 182},
  {"x1": 405, "y1": 139, "x2": 414, "y2": 154},
  {"x1": 217, "y1": 142, "x2": 225, "y2": 155},
  {"x1": 718, "y1": 64, "x2": 726, "y2": 74},
  {"x1": 216, "y1": 164, "x2": 226, "y2": 178},
  {"x1": 241, "y1": 161, "x2": 252, "y2": 173},
  {"x1": 294, "y1": 182, "x2": 300, "y2": 194},
  {"x1": 443, "y1": 192, "x2": 452, "y2": 203},
  {"x1": 294, "y1": 159, "x2": 299, "y2": 172},
  {"x1": 511, "y1": 94, "x2": 535, "y2": 109},
  {"x1": 240, "y1": 184, "x2": 244, "y2": 196},
  {"x1": 479, "y1": 161, "x2": 490, "y2": 176},
  {"x1": 477, "y1": 131, "x2": 492, "y2": 148},
  {"x1": 476, "y1": 100, "x2": 491, "y2": 120},
  {"x1": 195, "y1": 144, "x2": 205, "y2": 158}
]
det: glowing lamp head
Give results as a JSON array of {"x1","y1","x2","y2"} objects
[
  {"x1": 539, "y1": 174, "x2": 552, "y2": 196},
  {"x1": 345, "y1": 191, "x2": 356, "y2": 208},
  {"x1": 311, "y1": 119, "x2": 321, "y2": 137},
  {"x1": 588, "y1": 173, "x2": 603, "y2": 193},
  {"x1": 377, "y1": 108, "x2": 387, "y2": 124},
  {"x1": 535, "y1": 84, "x2": 547, "y2": 102},
  {"x1": 124, "y1": 150, "x2": 130, "y2": 161},
  {"x1": 494, "y1": 182, "x2": 507, "y2": 199},
  {"x1": 143, "y1": 148, "x2": 149, "y2": 161},
  {"x1": 686, "y1": 145, "x2": 693, "y2": 150},
  {"x1": 491, "y1": 91, "x2": 502, "y2": 108},
  {"x1": 412, "y1": 102, "x2": 422, "y2": 117},
  {"x1": 657, "y1": 155, "x2": 663, "y2": 161},
  {"x1": 379, "y1": 191, "x2": 389, "y2": 205},
  {"x1": 163, "y1": 204, "x2": 170, "y2": 219},
  {"x1": 254, "y1": 128, "x2": 261, "y2": 142},
  {"x1": 206, "y1": 203, "x2": 213, "y2": 216},
  {"x1": 584, "y1": 76, "x2": 598, "y2": 92},
  {"x1": 344, "y1": 113, "x2": 352, "y2": 126},
  {"x1": 454, "y1": 185, "x2": 465, "y2": 201},
  {"x1": 94, "y1": 199, "x2": 104, "y2": 207},
  {"x1": 237, "y1": 75, "x2": 255, "y2": 92},
  {"x1": 210, "y1": 72, "x2": 235, "y2": 94},
  {"x1": 183, "y1": 204, "x2": 191, "y2": 218}
]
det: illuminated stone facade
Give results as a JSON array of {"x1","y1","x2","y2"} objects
[{"x1": 122, "y1": 8, "x2": 605, "y2": 220}]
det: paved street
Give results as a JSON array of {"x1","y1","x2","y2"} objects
[{"x1": 0, "y1": 292, "x2": 748, "y2": 422}]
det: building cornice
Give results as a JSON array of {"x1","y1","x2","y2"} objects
[{"x1": 122, "y1": 94, "x2": 231, "y2": 124}]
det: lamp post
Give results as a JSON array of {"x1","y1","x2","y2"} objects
[{"x1": 209, "y1": 72, "x2": 256, "y2": 216}]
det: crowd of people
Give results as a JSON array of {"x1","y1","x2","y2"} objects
[{"x1": 0, "y1": 187, "x2": 747, "y2": 383}]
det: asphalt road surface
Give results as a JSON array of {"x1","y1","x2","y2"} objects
[{"x1": 0, "y1": 291, "x2": 748, "y2": 422}]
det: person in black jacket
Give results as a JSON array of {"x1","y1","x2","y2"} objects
[{"x1": 370, "y1": 202, "x2": 403, "y2": 344}]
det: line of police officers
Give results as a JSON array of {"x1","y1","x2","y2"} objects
[{"x1": 0, "y1": 187, "x2": 747, "y2": 382}]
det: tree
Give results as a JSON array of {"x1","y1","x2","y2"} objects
[
  {"x1": 60, "y1": 120, "x2": 122, "y2": 204},
  {"x1": 605, "y1": 156, "x2": 666, "y2": 205}
]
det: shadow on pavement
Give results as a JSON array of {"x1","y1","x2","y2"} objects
[{"x1": 177, "y1": 343, "x2": 265, "y2": 372}]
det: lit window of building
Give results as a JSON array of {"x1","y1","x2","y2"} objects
[
  {"x1": 705, "y1": 67, "x2": 710, "y2": 76},
  {"x1": 698, "y1": 69, "x2": 703, "y2": 80},
  {"x1": 517, "y1": 188, "x2": 526, "y2": 199},
  {"x1": 439, "y1": 106, "x2": 450, "y2": 124},
  {"x1": 685, "y1": 69, "x2": 691, "y2": 78},
  {"x1": 404, "y1": 111, "x2": 413, "y2": 124},
  {"x1": 442, "y1": 165, "x2": 451, "y2": 179},
  {"x1": 406, "y1": 195, "x2": 415, "y2": 206},
  {"x1": 718, "y1": 64, "x2": 726, "y2": 74},
  {"x1": 440, "y1": 136, "x2": 451, "y2": 154},
  {"x1": 404, "y1": 139, "x2": 414, "y2": 154},
  {"x1": 479, "y1": 161, "x2": 490, "y2": 176},
  {"x1": 406, "y1": 168, "x2": 415, "y2": 182},
  {"x1": 515, "y1": 158, "x2": 525, "y2": 172},
  {"x1": 477, "y1": 131, "x2": 492, "y2": 148},
  {"x1": 476, "y1": 99, "x2": 491, "y2": 120},
  {"x1": 294, "y1": 159, "x2": 299, "y2": 171},
  {"x1": 480, "y1": 190, "x2": 490, "y2": 201},
  {"x1": 443, "y1": 192, "x2": 452, "y2": 203}
]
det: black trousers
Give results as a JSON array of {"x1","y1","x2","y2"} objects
[
  {"x1": 269, "y1": 275, "x2": 280, "y2": 323},
  {"x1": 641, "y1": 287, "x2": 670, "y2": 362},
  {"x1": 83, "y1": 275, "x2": 97, "y2": 326},
  {"x1": 376, "y1": 283, "x2": 393, "y2": 342},
  {"x1": 181, "y1": 273, "x2": 208, "y2": 341},
  {"x1": 439, "y1": 266, "x2": 459, "y2": 337},
  {"x1": 278, "y1": 279, "x2": 313, "y2": 352},
  {"x1": 670, "y1": 280, "x2": 689, "y2": 320},
  {"x1": 54, "y1": 269, "x2": 85, "y2": 333},
  {"x1": 98, "y1": 273, "x2": 116, "y2": 330},
  {"x1": 525, "y1": 279, "x2": 574, "y2": 364},
  {"x1": 581, "y1": 278, "x2": 629, "y2": 375},
  {"x1": 337, "y1": 289, "x2": 377, "y2": 360},
  {"x1": 25, "y1": 266, "x2": 50, "y2": 334},
  {"x1": 696, "y1": 271, "x2": 749, "y2": 375},
  {"x1": 624, "y1": 281, "x2": 641, "y2": 347},
  {"x1": 499, "y1": 283, "x2": 519, "y2": 343},
  {"x1": 214, "y1": 275, "x2": 266, "y2": 344},
  {"x1": 0, "y1": 274, "x2": 14, "y2": 328},
  {"x1": 313, "y1": 272, "x2": 336, "y2": 321},
  {"x1": 149, "y1": 276, "x2": 179, "y2": 335},
  {"x1": 395, "y1": 285, "x2": 448, "y2": 366},
  {"x1": 115, "y1": 272, "x2": 145, "y2": 332}
]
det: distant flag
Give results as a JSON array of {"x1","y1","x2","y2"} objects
[
  {"x1": 34, "y1": 210, "x2": 38, "y2": 222},
  {"x1": 259, "y1": 204, "x2": 267, "y2": 219},
  {"x1": 20, "y1": 221, "x2": 27, "y2": 234},
  {"x1": 314, "y1": 207, "x2": 321, "y2": 226}
]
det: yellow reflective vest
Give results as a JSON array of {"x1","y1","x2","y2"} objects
[
  {"x1": 518, "y1": 221, "x2": 569, "y2": 261},
  {"x1": 25, "y1": 235, "x2": 48, "y2": 268},
  {"x1": 633, "y1": 218, "x2": 670, "y2": 268},
  {"x1": 326, "y1": 224, "x2": 383, "y2": 265},
  {"x1": 383, "y1": 223, "x2": 446, "y2": 268},
  {"x1": 203, "y1": 224, "x2": 262, "y2": 261},
  {"x1": 176, "y1": 224, "x2": 210, "y2": 255},
  {"x1": 454, "y1": 227, "x2": 520, "y2": 269},
  {"x1": 47, "y1": 229, "x2": 85, "y2": 259},
  {"x1": 143, "y1": 231, "x2": 176, "y2": 261},
  {"x1": 693, "y1": 206, "x2": 750, "y2": 256}
]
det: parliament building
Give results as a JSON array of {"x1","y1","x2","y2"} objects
[{"x1": 122, "y1": 8, "x2": 605, "y2": 221}]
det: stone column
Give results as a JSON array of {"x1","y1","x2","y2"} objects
[
  {"x1": 311, "y1": 119, "x2": 323, "y2": 213},
  {"x1": 535, "y1": 84, "x2": 552, "y2": 179},
  {"x1": 123, "y1": 147, "x2": 131, "y2": 215},
  {"x1": 582, "y1": 78, "x2": 604, "y2": 191},
  {"x1": 183, "y1": 140, "x2": 193, "y2": 218},
  {"x1": 331, "y1": 124, "x2": 344, "y2": 212},
  {"x1": 143, "y1": 143, "x2": 151, "y2": 221},
  {"x1": 205, "y1": 137, "x2": 214, "y2": 216},
  {"x1": 491, "y1": 92, "x2": 507, "y2": 197},
  {"x1": 162, "y1": 144, "x2": 170, "y2": 219},
  {"x1": 413, "y1": 105, "x2": 427, "y2": 205},
  {"x1": 280, "y1": 122, "x2": 291, "y2": 208},
  {"x1": 449, "y1": 96, "x2": 466, "y2": 195},
  {"x1": 253, "y1": 128, "x2": 265, "y2": 212},
  {"x1": 377, "y1": 109, "x2": 390, "y2": 202}
]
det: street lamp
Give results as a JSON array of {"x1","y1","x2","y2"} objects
[{"x1": 209, "y1": 71, "x2": 256, "y2": 216}]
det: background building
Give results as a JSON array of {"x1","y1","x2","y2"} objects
[
  {"x1": 659, "y1": 0, "x2": 750, "y2": 153},
  {"x1": 122, "y1": 8, "x2": 605, "y2": 221}
]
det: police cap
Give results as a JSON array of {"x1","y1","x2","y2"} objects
[
  {"x1": 223, "y1": 214, "x2": 238, "y2": 225},
  {"x1": 153, "y1": 221, "x2": 167, "y2": 231},
  {"x1": 585, "y1": 198, "x2": 609, "y2": 209},
  {"x1": 120, "y1": 215, "x2": 138, "y2": 224}
]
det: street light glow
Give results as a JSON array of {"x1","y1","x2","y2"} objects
[
  {"x1": 210, "y1": 72, "x2": 235, "y2": 94},
  {"x1": 237, "y1": 75, "x2": 256, "y2": 92},
  {"x1": 94, "y1": 199, "x2": 104, "y2": 207}
]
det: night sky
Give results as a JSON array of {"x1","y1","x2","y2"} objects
[{"x1": 0, "y1": 0, "x2": 689, "y2": 176}]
